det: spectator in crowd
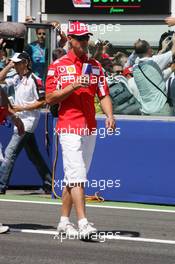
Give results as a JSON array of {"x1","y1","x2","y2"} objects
[
  {"x1": 25, "y1": 16, "x2": 36, "y2": 23},
  {"x1": 88, "y1": 40, "x2": 96, "y2": 58},
  {"x1": 46, "y1": 21, "x2": 115, "y2": 238},
  {"x1": 113, "y1": 52, "x2": 128, "y2": 68},
  {"x1": 93, "y1": 40, "x2": 104, "y2": 62},
  {"x1": 0, "y1": 52, "x2": 52, "y2": 195},
  {"x1": 123, "y1": 66, "x2": 141, "y2": 102},
  {"x1": 107, "y1": 63, "x2": 141, "y2": 115},
  {"x1": 158, "y1": 31, "x2": 174, "y2": 54},
  {"x1": 52, "y1": 48, "x2": 66, "y2": 61},
  {"x1": 50, "y1": 21, "x2": 68, "y2": 49},
  {"x1": 133, "y1": 38, "x2": 175, "y2": 115},
  {"x1": 0, "y1": 49, "x2": 8, "y2": 71},
  {"x1": 125, "y1": 51, "x2": 138, "y2": 67},
  {"x1": 0, "y1": 38, "x2": 9, "y2": 71},
  {"x1": 93, "y1": 40, "x2": 113, "y2": 63},
  {"x1": 25, "y1": 28, "x2": 48, "y2": 81},
  {"x1": 112, "y1": 63, "x2": 123, "y2": 75}
]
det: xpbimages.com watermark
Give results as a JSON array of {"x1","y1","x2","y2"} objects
[
  {"x1": 54, "y1": 22, "x2": 121, "y2": 36},
  {"x1": 53, "y1": 231, "x2": 119, "y2": 243},
  {"x1": 54, "y1": 126, "x2": 121, "y2": 139},
  {"x1": 54, "y1": 178, "x2": 121, "y2": 191},
  {"x1": 58, "y1": 74, "x2": 106, "y2": 87}
]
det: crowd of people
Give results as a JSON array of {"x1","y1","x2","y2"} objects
[
  {"x1": 1, "y1": 18, "x2": 175, "y2": 117},
  {"x1": 24, "y1": 17, "x2": 175, "y2": 117},
  {"x1": 1, "y1": 16, "x2": 175, "y2": 235}
]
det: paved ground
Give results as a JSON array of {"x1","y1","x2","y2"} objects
[{"x1": 0, "y1": 193, "x2": 175, "y2": 264}]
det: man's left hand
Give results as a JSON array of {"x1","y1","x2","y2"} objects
[{"x1": 11, "y1": 115, "x2": 24, "y2": 136}]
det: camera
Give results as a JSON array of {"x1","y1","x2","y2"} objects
[
  {"x1": 1, "y1": 38, "x2": 24, "y2": 52},
  {"x1": 158, "y1": 30, "x2": 174, "y2": 53}
]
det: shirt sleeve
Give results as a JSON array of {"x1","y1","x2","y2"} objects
[
  {"x1": 96, "y1": 65, "x2": 109, "y2": 99},
  {"x1": 45, "y1": 63, "x2": 60, "y2": 94},
  {"x1": 152, "y1": 51, "x2": 172, "y2": 71},
  {"x1": 5, "y1": 74, "x2": 19, "y2": 87},
  {"x1": 163, "y1": 67, "x2": 173, "y2": 81}
]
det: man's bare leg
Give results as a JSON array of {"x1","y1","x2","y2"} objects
[
  {"x1": 57, "y1": 186, "x2": 78, "y2": 236},
  {"x1": 70, "y1": 183, "x2": 97, "y2": 237},
  {"x1": 61, "y1": 186, "x2": 73, "y2": 217},
  {"x1": 70, "y1": 184, "x2": 86, "y2": 220}
]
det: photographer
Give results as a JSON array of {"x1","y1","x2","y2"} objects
[
  {"x1": 93, "y1": 39, "x2": 113, "y2": 62},
  {"x1": 158, "y1": 31, "x2": 175, "y2": 54},
  {"x1": 133, "y1": 36, "x2": 175, "y2": 116}
]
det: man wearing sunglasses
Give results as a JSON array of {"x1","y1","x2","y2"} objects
[
  {"x1": 25, "y1": 28, "x2": 48, "y2": 81},
  {"x1": 46, "y1": 21, "x2": 115, "y2": 239}
]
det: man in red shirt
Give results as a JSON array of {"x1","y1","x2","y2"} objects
[{"x1": 46, "y1": 21, "x2": 115, "y2": 238}]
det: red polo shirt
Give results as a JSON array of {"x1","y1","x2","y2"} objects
[{"x1": 46, "y1": 50, "x2": 109, "y2": 135}]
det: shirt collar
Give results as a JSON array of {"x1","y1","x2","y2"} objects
[
  {"x1": 19, "y1": 70, "x2": 32, "y2": 80},
  {"x1": 68, "y1": 50, "x2": 88, "y2": 64},
  {"x1": 139, "y1": 56, "x2": 151, "y2": 62}
]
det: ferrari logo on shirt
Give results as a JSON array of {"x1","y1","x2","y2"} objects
[
  {"x1": 57, "y1": 65, "x2": 76, "y2": 75},
  {"x1": 58, "y1": 66, "x2": 67, "y2": 73},
  {"x1": 66, "y1": 65, "x2": 76, "y2": 74}
]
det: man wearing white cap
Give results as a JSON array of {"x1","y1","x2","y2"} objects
[
  {"x1": 0, "y1": 52, "x2": 52, "y2": 195},
  {"x1": 46, "y1": 21, "x2": 115, "y2": 238}
]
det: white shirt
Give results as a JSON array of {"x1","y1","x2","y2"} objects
[
  {"x1": 138, "y1": 51, "x2": 173, "y2": 71},
  {"x1": 127, "y1": 77, "x2": 141, "y2": 102},
  {"x1": 6, "y1": 73, "x2": 44, "y2": 133}
]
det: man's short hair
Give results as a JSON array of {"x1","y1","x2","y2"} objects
[
  {"x1": 113, "y1": 52, "x2": 128, "y2": 66},
  {"x1": 134, "y1": 39, "x2": 151, "y2": 58}
]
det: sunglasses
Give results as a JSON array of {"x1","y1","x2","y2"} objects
[
  {"x1": 72, "y1": 35, "x2": 90, "y2": 42},
  {"x1": 37, "y1": 32, "x2": 46, "y2": 36},
  {"x1": 115, "y1": 71, "x2": 123, "y2": 75}
]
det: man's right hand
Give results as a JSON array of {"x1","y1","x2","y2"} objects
[
  {"x1": 165, "y1": 17, "x2": 175, "y2": 27},
  {"x1": 7, "y1": 60, "x2": 15, "y2": 69},
  {"x1": 72, "y1": 75, "x2": 90, "y2": 90}
]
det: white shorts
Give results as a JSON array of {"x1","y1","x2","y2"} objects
[{"x1": 59, "y1": 133, "x2": 96, "y2": 185}]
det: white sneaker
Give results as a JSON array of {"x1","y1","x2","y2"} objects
[
  {"x1": 79, "y1": 222, "x2": 97, "y2": 239},
  {"x1": 0, "y1": 224, "x2": 9, "y2": 234},
  {"x1": 57, "y1": 222, "x2": 79, "y2": 237}
]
